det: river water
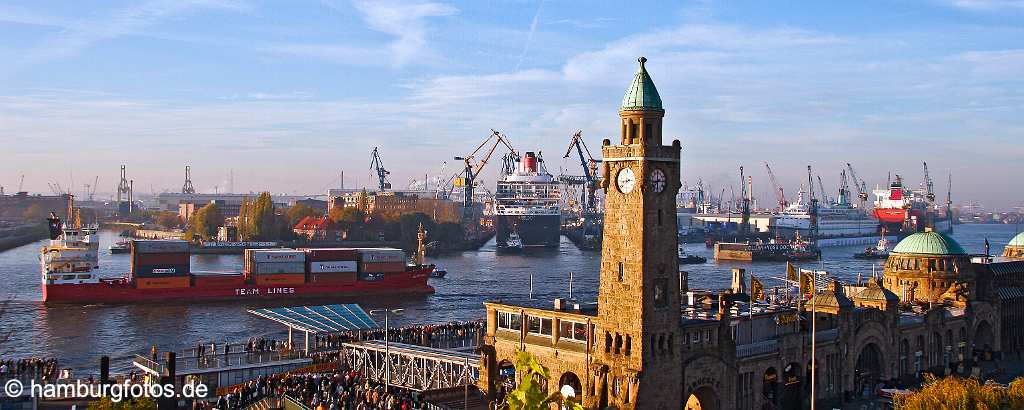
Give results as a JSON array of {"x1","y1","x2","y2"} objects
[{"x1": 0, "y1": 224, "x2": 1019, "y2": 374}]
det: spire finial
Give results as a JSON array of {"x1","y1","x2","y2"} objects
[{"x1": 638, "y1": 56, "x2": 647, "y2": 69}]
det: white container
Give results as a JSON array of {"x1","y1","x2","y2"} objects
[
  {"x1": 309, "y1": 261, "x2": 358, "y2": 273},
  {"x1": 254, "y1": 262, "x2": 306, "y2": 274},
  {"x1": 247, "y1": 250, "x2": 306, "y2": 263},
  {"x1": 357, "y1": 248, "x2": 405, "y2": 263}
]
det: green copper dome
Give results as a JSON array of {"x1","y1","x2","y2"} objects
[
  {"x1": 620, "y1": 56, "x2": 663, "y2": 112},
  {"x1": 1009, "y1": 232, "x2": 1024, "y2": 247},
  {"x1": 892, "y1": 231, "x2": 967, "y2": 255}
]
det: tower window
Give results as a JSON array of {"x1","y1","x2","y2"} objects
[
  {"x1": 618, "y1": 262, "x2": 624, "y2": 281},
  {"x1": 605, "y1": 332, "x2": 612, "y2": 353},
  {"x1": 625, "y1": 335, "x2": 632, "y2": 356},
  {"x1": 614, "y1": 334, "x2": 622, "y2": 354},
  {"x1": 630, "y1": 123, "x2": 638, "y2": 143}
]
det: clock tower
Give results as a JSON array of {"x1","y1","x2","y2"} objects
[{"x1": 594, "y1": 56, "x2": 683, "y2": 408}]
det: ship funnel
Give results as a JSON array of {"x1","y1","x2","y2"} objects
[{"x1": 523, "y1": 152, "x2": 538, "y2": 173}]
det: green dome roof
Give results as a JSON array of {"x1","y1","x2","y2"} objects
[
  {"x1": 620, "y1": 57, "x2": 663, "y2": 112},
  {"x1": 892, "y1": 232, "x2": 967, "y2": 255},
  {"x1": 1009, "y1": 232, "x2": 1024, "y2": 248}
]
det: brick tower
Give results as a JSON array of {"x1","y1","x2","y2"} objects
[{"x1": 594, "y1": 56, "x2": 683, "y2": 409}]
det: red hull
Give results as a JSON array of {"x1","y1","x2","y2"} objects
[
  {"x1": 873, "y1": 208, "x2": 909, "y2": 223},
  {"x1": 43, "y1": 267, "x2": 433, "y2": 304}
]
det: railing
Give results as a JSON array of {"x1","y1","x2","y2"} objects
[
  {"x1": 134, "y1": 350, "x2": 307, "y2": 375},
  {"x1": 342, "y1": 341, "x2": 480, "y2": 391},
  {"x1": 283, "y1": 395, "x2": 312, "y2": 410},
  {"x1": 737, "y1": 339, "x2": 779, "y2": 358}
]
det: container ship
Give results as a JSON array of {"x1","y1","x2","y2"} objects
[
  {"x1": 872, "y1": 174, "x2": 951, "y2": 235},
  {"x1": 494, "y1": 151, "x2": 561, "y2": 249},
  {"x1": 42, "y1": 237, "x2": 433, "y2": 304}
]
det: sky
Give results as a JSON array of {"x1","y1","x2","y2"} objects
[{"x1": 0, "y1": 0, "x2": 1022, "y2": 208}]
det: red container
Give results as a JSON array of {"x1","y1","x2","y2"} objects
[
  {"x1": 255, "y1": 273, "x2": 305, "y2": 285},
  {"x1": 360, "y1": 262, "x2": 405, "y2": 273},
  {"x1": 192, "y1": 274, "x2": 246, "y2": 288},
  {"x1": 309, "y1": 272, "x2": 357, "y2": 283},
  {"x1": 304, "y1": 248, "x2": 359, "y2": 262},
  {"x1": 136, "y1": 276, "x2": 191, "y2": 289}
]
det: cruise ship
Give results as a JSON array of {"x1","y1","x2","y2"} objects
[
  {"x1": 494, "y1": 151, "x2": 561, "y2": 249},
  {"x1": 771, "y1": 188, "x2": 879, "y2": 239}
]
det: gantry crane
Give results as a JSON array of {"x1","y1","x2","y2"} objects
[
  {"x1": 562, "y1": 130, "x2": 601, "y2": 215},
  {"x1": 922, "y1": 162, "x2": 935, "y2": 203},
  {"x1": 845, "y1": 163, "x2": 869, "y2": 209},
  {"x1": 838, "y1": 170, "x2": 851, "y2": 207},
  {"x1": 370, "y1": 147, "x2": 392, "y2": 191},
  {"x1": 817, "y1": 175, "x2": 830, "y2": 205},
  {"x1": 807, "y1": 165, "x2": 819, "y2": 240},
  {"x1": 451, "y1": 129, "x2": 517, "y2": 217},
  {"x1": 739, "y1": 166, "x2": 751, "y2": 234},
  {"x1": 182, "y1": 166, "x2": 196, "y2": 194},
  {"x1": 764, "y1": 162, "x2": 787, "y2": 212}
]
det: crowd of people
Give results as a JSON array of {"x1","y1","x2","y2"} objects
[
  {"x1": 204, "y1": 358, "x2": 425, "y2": 410},
  {"x1": 0, "y1": 357, "x2": 60, "y2": 382},
  {"x1": 311, "y1": 320, "x2": 484, "y2": 350}
]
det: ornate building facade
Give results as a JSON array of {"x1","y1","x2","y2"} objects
[{"x1": 475, "y1": 58, "x2": 1020, "y2": 409}]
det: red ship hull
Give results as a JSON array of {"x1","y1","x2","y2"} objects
[
  {"x1": 43, "y1": 267, "x2": 433, "y2": 304},
  {"x1": 873, "y1": 208, "x2": 909, "y2": 224}
]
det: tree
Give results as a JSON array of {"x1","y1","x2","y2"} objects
[
  {"x1": 154, "y1": 211, "x2": 181, "y2": 230},
  {"x1": 893, "y1": 375, "x2": 1024, "y2": 409},
  {"x1": 88, "y1": 397, "x2": 158, "y2": 410},
  {"x1": 286, "y1": 203, "x2": 322, "y2": 226},
  {"x1": 357, "y1": 188, "x2": 370, "y2": 212},
  {"x1": 184, "y1": 203, "x2": 223, "y2": 241},
  {"x1": 503, "y1": 351, "x2": 583, "y2": 410}
]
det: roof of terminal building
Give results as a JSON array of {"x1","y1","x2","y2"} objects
[
  {"x1": 484, "y1": 298, "x2": 599, "y2": 317},
  {"x1": 248, "y1": 304, "x2": 379, "y2": 334},
  {"x1": 853, "y1": 277, "x2": 899, "y2": 303},
  {"x1": 892, "y1": 231, "x2": 967, "y2": 256},
  {"x1": 1009, "y1": 232, "x2": 1024, "y2": 248},
  {"x1": 620, "y1": 57, "x2": 663, "y2": 112}
]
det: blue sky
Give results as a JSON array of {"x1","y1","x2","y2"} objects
[{"x1": 1, "y1": 0, "x2": 1021, "y2": 208}]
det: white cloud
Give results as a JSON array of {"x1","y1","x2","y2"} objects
[
  {"x1": 350, "y1": 0, "x2": 457, "y2": 67},
  {"x1": 946, "y1": 0, "x2": 1024, "y2": 10}
]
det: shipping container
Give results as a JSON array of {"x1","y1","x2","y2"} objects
[
  {"x1": 136, "y1": 276, "x2": 191, "y2": 289},
  {"x1": 254, "y1": 273, "x2": 305, "y2": 285},
  {"x1": 357, "y1": 248, "x2": 405, "y2": 263},
  {"x1": 253, "y1": 262, "x2": 306, "y2": 275},
  {"x1": 303, "y1": 248, "x2": 359, "y2": 261},
  {"x1": 309, "y1": 272, "x2": 357, "y2": 283},
  {"x1": 191, "y1": 273, "x2": 246, "y2": 288},
  {"x1": 246, "y1": 249, "x2": 305, "y2": 263},
  {"x1": 134, "y1": 264, "x2": 190, "y2": 276},
  {"x1": 132, "y1": 253, "x2": 189, "y2": 266},
  {"x1": 131, "y1": 240, "x2": 190, "y2": 254},
  {"x1": 360, "y1": 261, "x2": 405, "y2": 273},
  {"x1": 309, "y1": 260, "x2": 358, "y2": 273}
]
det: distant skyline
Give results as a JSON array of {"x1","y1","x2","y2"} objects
[{"x1": 1, "y1": 0, "x2": 1022, "y2": 208}]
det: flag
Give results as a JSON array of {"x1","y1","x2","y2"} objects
[
  {"x1": 751, "y1": 276, "x2": 765, "y2": 301},
  {"x1": 800, "y1": 270, "x2": 814, "y2": 297},
  {"x1": 786, "y1": 262, "x2": 798, "y2": 282}
]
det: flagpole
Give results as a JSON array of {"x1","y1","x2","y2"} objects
[
  {"x1": 810, "y1": 274, "x2": 817, "y2": 410},
  {"x1": 749, "y1": 273, "x2": 755, "y2": 410}
]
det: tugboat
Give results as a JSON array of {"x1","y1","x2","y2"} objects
[
  {"x1": 430, "y1": 267, "x2": 448, "y2": 278},
  {"x1": 678, "y1": 244, "x2": 707, "y2": 264},
  {"x1": 855, "y1": 232, "x2": 890, "y2": 260},
  {"x1": 109, "y1": 231, "x2": 130, "y2": 254},
  {"x1": 501, "y1": 232, "x2": 524, "y2": 253}
]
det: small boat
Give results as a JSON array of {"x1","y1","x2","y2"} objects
[
  {"x1": 109, "y1": 240, "x2": 130, "y2": 254},
  {"x1": 502, "y1": 232, "x2": 524, "y2": 253},
  {"x1": 430, "y1": 267, "x2": 447, "y2": 278},
  {"x1": 854, "y1": 232, "x2": 890, "y2": 260},
  {"x1": 678, "y1": 244, "x2": 707, "y2": 264}
]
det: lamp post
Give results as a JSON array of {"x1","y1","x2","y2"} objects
[{"x1": 370, "y1": 308, "x2": 404, "y2": 389}]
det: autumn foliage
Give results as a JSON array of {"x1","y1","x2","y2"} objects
[{"x1": 894, "y1": 374, "x2": 1024, "y2": 410}]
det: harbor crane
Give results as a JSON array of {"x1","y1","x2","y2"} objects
[
  {"x1": 85, "y1": 176, "x2": 98, "y2": 201},
  {"x1": 838, "y1": 170, "x2": 851, "y2": 207},
  {"x1": 807, "y1": 165, "x2": 819, "y2": 240},
  {"x1": 922, "y1": 162, "x2": 935, "y2": 203},
  {"x1": 739, "y1": 166, "x2": 751, "y2": 234},
  {"x1": 845, "y1": 163, "x2": 869, "y2": 209},
  {"x1": 817, "y1": 175, "x2": 830, "y2": 205},
  {"x1": 370, "y1": 147, "x2": 391, "y2": 191},
  {"x1": 764, "y1": 162, "x2": 787, "y2": 212},
  {"x1": 182, "y1": 166, "x2": 196, "y2": 194},
  {"x1": 451, "y1": 129, "x2": 517, "y2": 216},
  {"x1": 562, "y1": 130, "x2": 601, "y2": 215},
  {"x1": 946, "y1": 173, "x2": 954, "y2": 234}
]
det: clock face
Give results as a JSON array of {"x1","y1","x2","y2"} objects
[
  {"x1": 650, "y1": 168, "x2": 667, "y2": 193},
  {"x1": 616, "y1": 167, "x2": 636, "y2": 194}
]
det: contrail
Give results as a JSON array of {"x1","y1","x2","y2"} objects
[{"x1": 515, "y1": 0, "x2": 545, "y2": 71}]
